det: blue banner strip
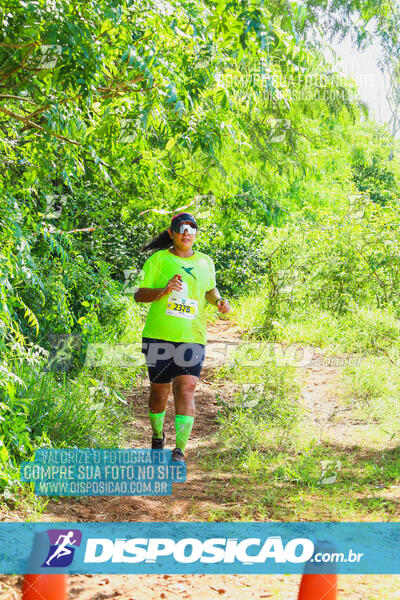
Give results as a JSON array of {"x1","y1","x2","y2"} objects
[{"x1": 1, "y1": 522, "x2": 400, "y2": 574}]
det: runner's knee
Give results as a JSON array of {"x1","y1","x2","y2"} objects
[
  {"x1": 172, "y1": 376, "x2": 197, "y2": 399},
  {"x1": 150, "y1": 382, "x2": 171, "y2": 405}
]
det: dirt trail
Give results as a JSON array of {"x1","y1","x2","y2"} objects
[
  {"x1": 9, "y1": 322, "x2": 354, "y2": 526},
  {"x1": 300, "y1": 348, "x2": 396, "y2": 451},
  {"x1": 2, "y1": 321, "x2": 400, "y2": 598},
  {"x1": 300, "y1": 350, "x2": 348, "y2": 441},
  {"x1": 38, "y1": 320, "x2": 243, "y2": 523}
]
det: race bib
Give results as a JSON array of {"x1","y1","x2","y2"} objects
[
  {"x1": 166, "y1": 297, "x2": 198, "y2": 319},
  {"x1": 166, "y1": 281, "x2": 198, "y2": 319}
]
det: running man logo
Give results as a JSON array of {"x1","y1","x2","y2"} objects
[{"x1": 42, "y1": 529, "x2": 82, "y2": 568}]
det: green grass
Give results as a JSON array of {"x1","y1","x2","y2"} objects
[
  {"x1": 338, "y1": 353, "x2": 400, "y2": 436},
  {"x1": 194, "y1": 338, "x2": 400, "y2": 522},
  {"x1": 194, "y1": 438, "x2": 400, "y2": 521},
  {"x1": 5, "y1": 279, "x2": 400, "y2": 522},
  {"x1": 230, "y1": 294, "x2": 400, "y2": 355},
  {"x1": 211, "y1": 345, "x2": 303, "y2": 453},
  {"x1": 0, "y1": 295, "x2": 145, "y2": 508}
]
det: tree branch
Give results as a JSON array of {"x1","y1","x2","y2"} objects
[
  {"x1": 0, "y1": 94, "x2": 38, "y2": 105},
  {"x1": 0, "y1": 45, "x2": 36, "y2": 84},
  {"x1": 85, "y1": 161, "x2": 121, "y2": 196},
  {"x1": 0, "y1": 106, "x2": 81, "y2": 146},
  {"x1": 0, "y1": 43, "x2": 39, "y2": 48},
  {"x1": 24, "y1": 78, "x2": 148, "y2": 121}
]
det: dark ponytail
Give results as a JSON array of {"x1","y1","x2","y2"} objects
[{"x1": 139, "y1": 228, "x2": 173, "y2": 253}]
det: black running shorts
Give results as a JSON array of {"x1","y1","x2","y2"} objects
[{"x1": 141, "y1": 337, "x2": 206, "y2": 383}]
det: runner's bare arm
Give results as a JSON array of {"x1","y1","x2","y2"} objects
[
  {"x1": 205, "y1": 288, "x2": 231, "y2": 313},
  {"x1": 134, "y1": 275, "x2": 183, "y2": 303},
  {"x1": 205, "y1": 287, "x2": 220, "y2": 305},
  {"x1": 134, "y1": 288, "x2": 167, "y2": 302}
]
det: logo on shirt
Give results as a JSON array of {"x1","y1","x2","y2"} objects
[
  {"x1": 42, "y1": 529, "x2": 82, "y2": 567},
  {"x1": 181, "y1": 266, "x2": 196, "y2": 280}
]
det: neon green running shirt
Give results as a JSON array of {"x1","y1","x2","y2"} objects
[{"x1": 138, "y1": 248, "x2": 216, "y2": 345}]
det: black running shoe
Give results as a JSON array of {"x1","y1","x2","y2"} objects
[
  {"x1": 151, "y1": 432, "x2": 166, "y2": 449},
  {"x1": 172, "y1": 447, "x2": 185, "y2": 462}
]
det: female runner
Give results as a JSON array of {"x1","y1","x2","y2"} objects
[{"x1": 134, "y1": 212, "x2": 231, "y2": 462}]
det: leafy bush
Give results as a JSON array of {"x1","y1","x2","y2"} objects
[
  {"x1": 0, "y1": 362, "x2": 130, "y2": 494},
  {"x1": 352, "y1": 152, "x2": 398, "y2": 206},
  {"x1": 199, "y1": 220, "x2": 271, "y2": 297},
  {"x1": 233, "y1": 194, "x2": 400, "y2": 343}
]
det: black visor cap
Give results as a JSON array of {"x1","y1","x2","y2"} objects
[{"x1": 170, "y1": 213, "x2": 198, "y2": 232}]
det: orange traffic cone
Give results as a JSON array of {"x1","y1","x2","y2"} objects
[
  {"x1": 22, "y1": 574, "x2": 67, "y2": 600},
  {"x1": 297, "y1": 539, "x2": 338, "y2": 599},
  {"x1": 297, "y1": 572, "x2": 337, "y2": 599}
]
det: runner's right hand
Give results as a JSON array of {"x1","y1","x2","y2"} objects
[{"x1": 163, "y1": 274, "x2": 183, "y2": 295}]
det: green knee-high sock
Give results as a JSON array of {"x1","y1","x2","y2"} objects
[
  {"x1": 175, "y1": 414, "x2": 194, "y2": 453},
  {"x1": 149, "y1": 410, "x2": 166, "y2": 438}
]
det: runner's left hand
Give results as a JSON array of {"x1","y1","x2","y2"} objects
[{"x1": 217, "y1": 299, "x2": 231, "y2": 313}]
